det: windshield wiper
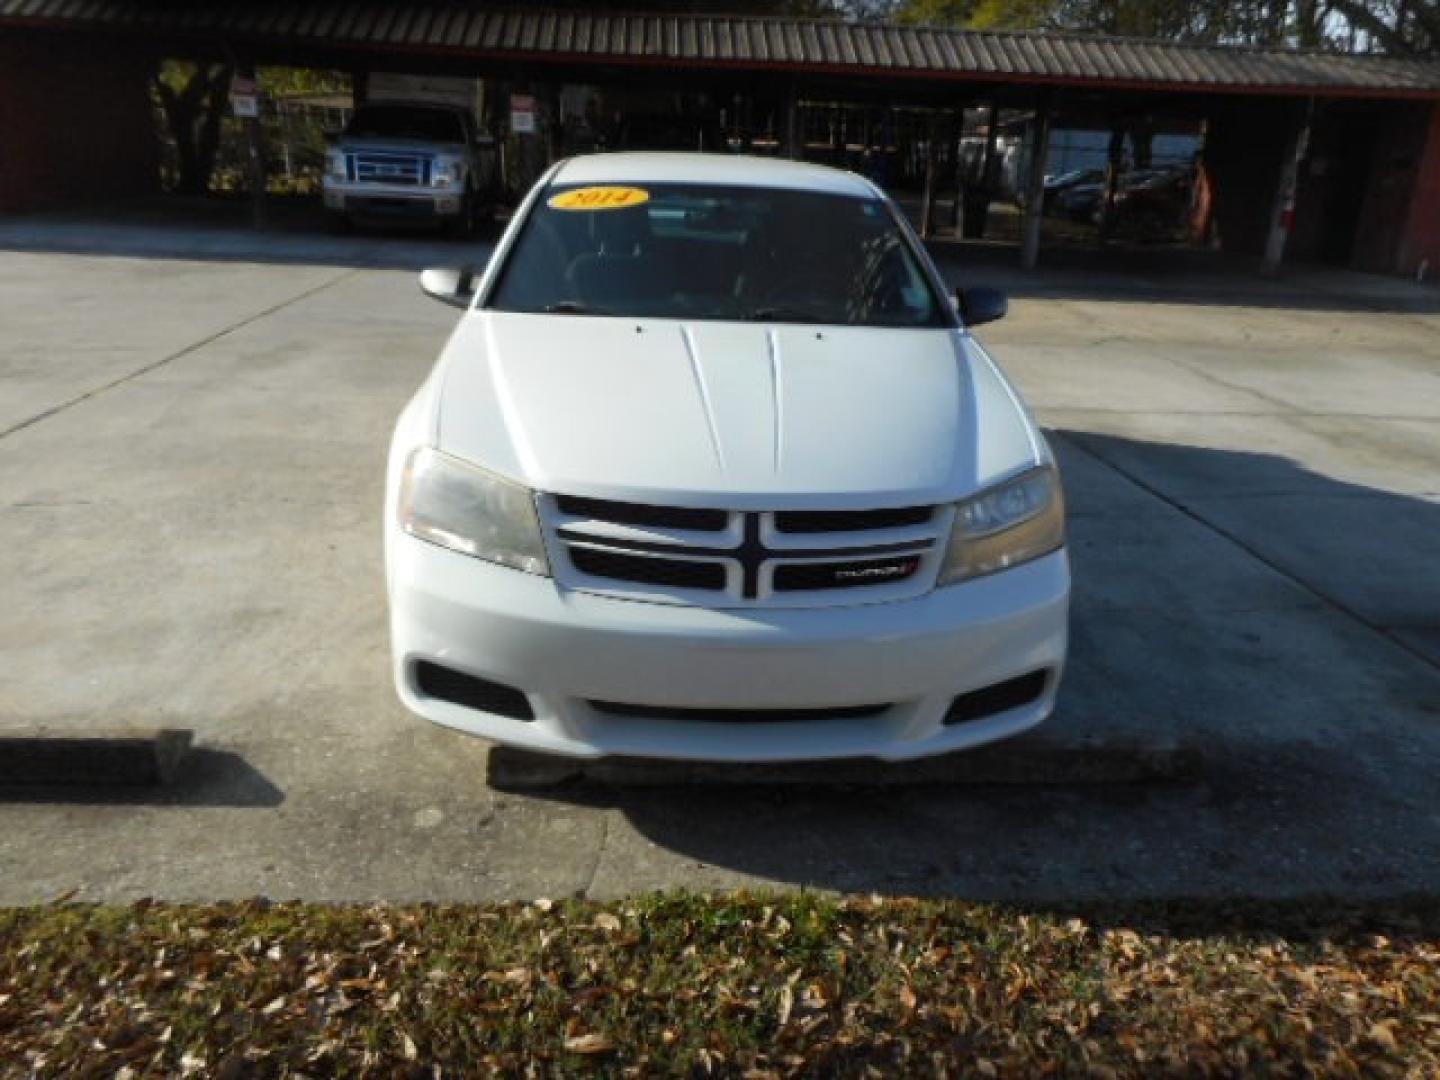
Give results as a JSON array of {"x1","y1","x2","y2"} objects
[
  {"x1": 541, "y1": 301, "x2": 613, "y2": 316},
  {"x1": 745, "y1": 306, "x2": 830, "y2": 324}
]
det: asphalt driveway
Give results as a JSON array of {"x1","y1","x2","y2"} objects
[{"x1": 1, "y1": 216, "x2": 1437, "y2": 904}]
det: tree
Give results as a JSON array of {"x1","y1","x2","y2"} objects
[
  {"x1": 892, "y1": 0, "x2": 1438, "y2": 53},
  {"x1": 152, "y1": 62, "x2": 233, "y2": 195},
  {"x1": 1325, "y1": 0, "x2": 1440, "y2": 54}
]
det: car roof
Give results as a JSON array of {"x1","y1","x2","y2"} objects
[{"x1": 550, "y1": 152, "x2": 878, "y2": 198}]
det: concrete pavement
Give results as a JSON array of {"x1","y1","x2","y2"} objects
[{"x1": 1, "y1": 223, "x2": 1437, "y2": 905}]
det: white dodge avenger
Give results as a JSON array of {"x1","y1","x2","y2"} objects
[{"x1": 386, "y1": 152, "x2": 1069, "y2": 762}]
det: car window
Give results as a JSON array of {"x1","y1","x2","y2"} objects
[
  {"x1": 346, "y1": 105, "x2": 464, "y2": 143},
  {"x1": 486, "y1": 183, "x2": 949, "y2": 328}
]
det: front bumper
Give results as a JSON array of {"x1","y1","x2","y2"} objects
[
  {"x1": 322, "y1": 180, "x2": 463, "y2": 218},
  {"x1": 389, "y1": 533, "x2": 1070, "y2": 762}
]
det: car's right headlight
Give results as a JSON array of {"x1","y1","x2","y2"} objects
[
  {"x1": 431, "y1": 158, "x2": 464, "y2": 188},
  {"x1": 397, "y1": 447, "x2": 549, "y2": 576},
  {"x1": 938, "y1": 465, "x2": 1065, "y2": 585},
  {"x1": 325, "y1": 149, "x2": 346, "y2": 180}
]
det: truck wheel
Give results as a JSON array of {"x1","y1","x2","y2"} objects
[{"x1": 325, "y1": 211, "x2": 352, "y2": 235}]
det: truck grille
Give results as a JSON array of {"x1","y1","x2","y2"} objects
[
  {"x1": 346, "y1": 150, "x2": 431, "y2": 187},
  {"x1": 542, "y1": 495, "x2": 946, "y2": 608}
]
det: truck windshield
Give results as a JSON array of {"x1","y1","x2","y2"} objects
[
  {"x1": 487, "y1": 183, "x2": 949, "y2": 328},
  {"x1": 346, "y1": 105, "x2": 464, "y2": 143}
]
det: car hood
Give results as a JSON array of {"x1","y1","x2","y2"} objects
[{"x1": 434, "y1": 312, "x2": 1039, "y2": 509}]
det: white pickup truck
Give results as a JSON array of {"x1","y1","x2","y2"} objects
[{"x1": 323, "y1": 99, "x2": 496, "y2": 233}]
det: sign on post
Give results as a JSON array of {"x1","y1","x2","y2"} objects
[
  {"x1": 230, "y1": 75, "x2": 260, "y2": 118},
  {"x1": 510, "y1": 94, "x2": 536, "y2": 135}
]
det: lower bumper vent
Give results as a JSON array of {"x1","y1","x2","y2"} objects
[
  {"x1": 943, "y1": 670, "x2": 1049, "y2": 726},
  {"x1": 589, "y1": 701, "x2": 891, "y2": 724},
  {"x1": 415, "y1": 661, "x2": 534, "y2": 721}
]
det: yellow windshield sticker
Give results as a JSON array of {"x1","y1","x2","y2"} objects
[{"x1": 547, "y1": 186, "x2": 650, "y2": 211}]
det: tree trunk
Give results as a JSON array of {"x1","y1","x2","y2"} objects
[{"x1": 154, "y1": 64, "x2": 233, "y2": 195}]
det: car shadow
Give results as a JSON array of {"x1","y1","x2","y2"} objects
[
  {"x1": 0, "y1": 748, "x2": 285, "y2": 808},
  {"x1": 497, "y1": 433, "x2": 1440, "y2": 904}
]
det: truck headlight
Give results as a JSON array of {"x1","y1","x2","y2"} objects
[
  {"x1": 431, "y1": 159, "x2": 464, "y2": 188},
  {"x1": 938, "y1": 465, "x2": 1064, "y2": 585},
  {"x1": 398, "y1": 448, "x2": 549, "y2": 576},
  {"x1": 325, "y1": 149, "x2": 346, "y2": 180}
]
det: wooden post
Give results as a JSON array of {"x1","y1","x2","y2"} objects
[
  {"x1": 1262, "y1": 105, "x2": 1312, "y2": 276},
  {"x1": 1021, "y1": 100, "x2": 1052, "y2": 270}
]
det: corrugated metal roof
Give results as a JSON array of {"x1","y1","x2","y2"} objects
[{"x1": 3, "y1": 1, "x2": 1439, "y2": 97}]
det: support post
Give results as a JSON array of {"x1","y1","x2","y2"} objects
[
  {"x1": 919, "y1": 114, "x2": 938, "y2": 238},
  {"x1": 948, "y1": 108, "x2": 965, "y2": 232},
  {"x1": 1021, "y1": 98, "x2": 1052, "y2": 270},
  {"x1": 978, "y1": 102, "x2": 1000, "y2": 188},
  {"x1": 239, "y1": 62, "x2": 267, "y2": 230},
  {"x1": 1262, "y1": 105, "x2": 1312, "y2": 277},
  {"x1": 965, "y1": 102, "x2": 1000, "y2": 239},
  {"x1": 781, "y1": 82, "x2": 800, "y2": 160},
  {"x1": 1098, "y1": 125, "x2": 1125, "y2": 240}
]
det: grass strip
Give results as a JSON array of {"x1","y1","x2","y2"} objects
[{"x1": 2, "y1": 893, "x2": 1438, "y2": 1076}]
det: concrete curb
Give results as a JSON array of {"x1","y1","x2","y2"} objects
[
  {"x1": 0, "y1": 729, "x2": 194, "y2": 788},
  {"x1": 488, "y1": 735, "x2": 1203, "y2": 791}
]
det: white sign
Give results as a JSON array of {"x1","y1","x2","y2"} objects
[
  {"x1": 510, "y1": 94, "x2": 536, "y2": 135},
  {"x1": 231, "y1": 75, "x2": 259, "y2": 118}
]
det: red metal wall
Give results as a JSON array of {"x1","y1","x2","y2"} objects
[
  {"x1": 0, "y1": 32, "x2": 158, "y2": 212},
  {"x1": 1397, "y1": 102, "x2": 1440, "y2": 279},
  {"x1": 1348, "y1": 101, "x2": 1437, "y2": 274}
]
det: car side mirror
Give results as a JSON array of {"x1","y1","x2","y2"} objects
[
  {"x1": 956, "y1": 286, "x2": 1007, "y2": 327},
  {"x1": 419, "y1": 267, "x2": 478, "y2": 309}
]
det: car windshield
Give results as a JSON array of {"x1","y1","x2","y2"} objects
[
  {"x1": 346, "y1": 105, "x2": 464, "y2": 143},
  {"x1": 486, "y1": 182, "x2": 949, "y2": 328}
]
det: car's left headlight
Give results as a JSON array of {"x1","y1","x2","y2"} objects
[
  {"x1": 938, "y1": 465, "x2": 1065, "y2": 585},
  {"x1": 431, "y1": 158, "x2": 464, "y2": 189},
  {"x1": 398, "y1": 448, "x2": 549, "y2": 576}
]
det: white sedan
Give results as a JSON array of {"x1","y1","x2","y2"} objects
[{"x1": 385, "y1": 152, "x2": 1069, "y2": 762}]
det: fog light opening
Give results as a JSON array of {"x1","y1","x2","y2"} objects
[
  {"x1": 943, "y1": 669, "x2": 1050, "y2": 727},
  {"x1": 414, "y1": 661, "x2": 535, "y2": 721}
]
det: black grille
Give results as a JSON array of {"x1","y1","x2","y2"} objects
[
  {"x1": 774, "y1": 507, "x2": 933, "y2": 533},
  {"x1": 556, "y1": 495, "x2": 728, "y2": 532},
  {"x1": 415, "y1": 661, "x2": 534, "y2": 721},
  {"x1": 588, "y1": 701, "x2": 891, "y2": 723},
  {"x1": 773, "y1": 556, "x2": 922, "y2": 592},
  {"x1": 569, "y1": 546, "x2": 725, "y2": 590},
  {"x1": 943, "y1": 670, "x2": 1049, "y2": 726}
]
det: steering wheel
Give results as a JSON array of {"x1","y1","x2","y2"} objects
[{"x1": 752, "y1": 265, "x2": 854, "y2": 311}]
